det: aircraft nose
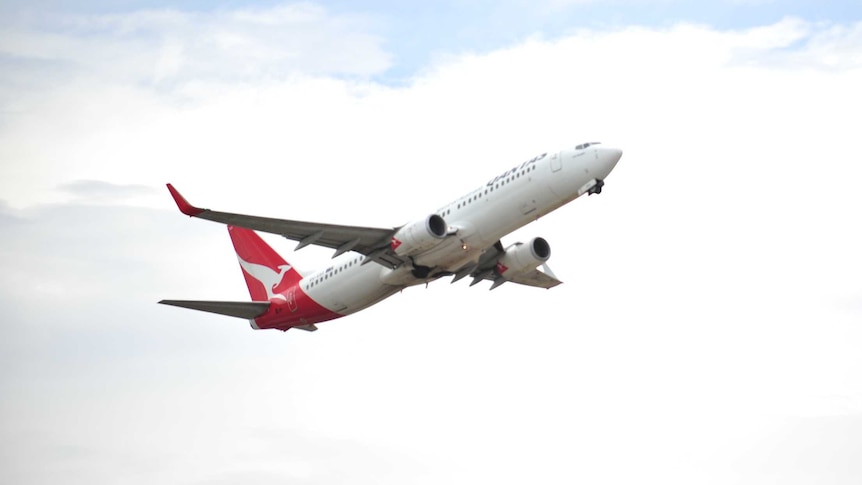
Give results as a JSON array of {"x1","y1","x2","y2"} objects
[{"x1": 595, "y1": 146, "x2": 623, "y2": 179}]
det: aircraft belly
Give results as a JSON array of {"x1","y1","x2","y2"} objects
[
  {"x1": 418, "y1": 181, "x2": 565, "y2": 272},
  {"x1": 481, "y1": 184, "x2": 553, "y2": 240},
  {"x1": 308, "y1": 261, "x2": 401, "y2": 316},
  {"x1": 412, "y1": 237, "x2": 470, "y2": 268}
]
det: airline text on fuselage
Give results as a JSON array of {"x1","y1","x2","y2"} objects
[{"x1": 487, "y1": 153, "x2": 546, "y2": 187}]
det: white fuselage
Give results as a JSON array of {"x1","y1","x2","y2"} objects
[{"x1": 298, "y1": 144, "x2": 623, "y2": 317}]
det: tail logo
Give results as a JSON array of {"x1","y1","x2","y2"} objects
[{"x1": 237, "y1": 257, "x2": 293, "y2": 300}]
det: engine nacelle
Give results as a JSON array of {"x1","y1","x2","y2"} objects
[
  {"x1": 391, "y1": 214, "x2": 448, "y2": 256},
  {"x1": 496, "y1": 237, "x2": 551, "y2": 278}
]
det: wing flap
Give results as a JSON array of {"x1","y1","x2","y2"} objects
[
  {"x1": 159, "y1": 299, "x2": 271, "y2": 319},
  {"x1": 505, "y1": 266, "x2": 563, "y2": 289}
]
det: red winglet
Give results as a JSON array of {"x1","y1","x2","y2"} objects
[{"x1": 166, "y1": 184, "x2": 205, "y2": 216}]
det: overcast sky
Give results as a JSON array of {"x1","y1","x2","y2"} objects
[{"x1": 2, "y1": 1, "x2": 862, "y2": 484}]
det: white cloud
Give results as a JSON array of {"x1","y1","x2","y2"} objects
[
  {"x1": 0, "y1": 3, "x2": 389, "y2": 85},
  {"x1": 1, "y1": 8, "x2": 862, "y2": 485}
]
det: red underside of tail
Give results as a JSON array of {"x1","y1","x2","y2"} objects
[{"x1": 252, "y1": 287, "x2": 343, "y2": 331}]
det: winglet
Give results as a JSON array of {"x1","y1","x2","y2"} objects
[{"x1": 166, "y1": 184, "x2": 205, "y2": 216}]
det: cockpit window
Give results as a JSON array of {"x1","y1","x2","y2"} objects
[{"x1": 575, "y1": 142, "x2": 602, "y2": 150}]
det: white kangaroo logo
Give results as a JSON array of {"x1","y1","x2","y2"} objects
[{"x1": 237, "y1": 257, "x2": 292, "y2": 300}]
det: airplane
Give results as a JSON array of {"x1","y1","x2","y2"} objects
[{"x1": 160, "y1": 142, "x2": 623, "y2": 332}]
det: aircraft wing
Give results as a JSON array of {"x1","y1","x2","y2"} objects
[
  {"x1": 468, "y1": 241, "x2": 563, "y2": 289},
  {"x1": 505, "y1": 265, "x2": 563, "y2": 289},
  {"x1": 166, "y1": 184, "x2": 403, "y2": 266}
]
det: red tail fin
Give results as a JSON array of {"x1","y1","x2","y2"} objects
[{"x1": 227, "y1": 226, "x2": 302, "y2": 301}]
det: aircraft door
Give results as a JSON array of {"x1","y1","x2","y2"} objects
[{"x1": 550, "y1": 151, "x2": 562, "y2": 172}]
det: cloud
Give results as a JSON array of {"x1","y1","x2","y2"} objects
[
  {"x1": 57, "y1": 179, "x2": 156, "y2": 203},
  {"x1": 2, "y1": 7, "x2": 862, "y2": 485},
  {"x1": 0, "y1": 4, "x2": 390, "y2": 87},
  {"x1": 729, "y1": 18, "x2": 862, "y2": 69}
]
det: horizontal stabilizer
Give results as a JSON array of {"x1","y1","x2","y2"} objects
[{"x1": 159, "y1": 300, "x2": 271, "y2": 319}]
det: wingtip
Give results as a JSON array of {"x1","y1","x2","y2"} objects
[{"x1": 166, "y1": 183, "x2": 205, "y2": 216}]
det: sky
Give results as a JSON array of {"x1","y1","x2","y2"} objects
[{"x1": 1, "y1": 1, "x2": 862, "y2": 484}]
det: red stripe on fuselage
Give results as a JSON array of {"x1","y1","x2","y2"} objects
[{"x1": 252, "y1": 283, "x2": 341, "y2": 331}]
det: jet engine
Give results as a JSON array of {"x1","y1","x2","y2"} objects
[
  {"x1": 391, "y1": 214, "x2": 448, "y2": 256},
  {"x1": 496, "y1": 237, "x2": 551, "y2": 277}
]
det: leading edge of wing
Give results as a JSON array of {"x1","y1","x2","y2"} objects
[{"x1": 165, "y1": 184, "x2": 396, "y2": 256}]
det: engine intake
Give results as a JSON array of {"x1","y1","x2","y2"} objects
[
  {"x1": 391, "y1": 214, "x2": 448, "y2": 256},
  {"x1": 496, "y1": 237, "x2": 551, "y2": 277}
]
